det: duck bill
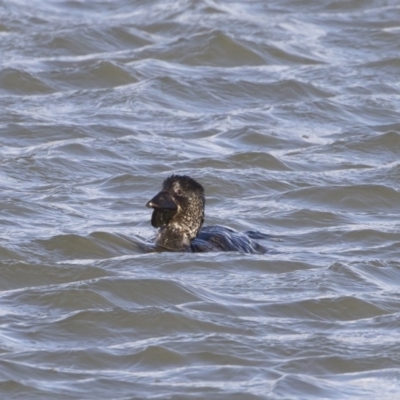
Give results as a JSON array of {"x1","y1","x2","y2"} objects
[{"x1": 146, "y1": 191, "x2": 177, "y2": 211}]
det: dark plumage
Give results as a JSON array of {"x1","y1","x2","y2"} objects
[{"x1": 146, "y1": 175, "x2": 266, "y2": 254}]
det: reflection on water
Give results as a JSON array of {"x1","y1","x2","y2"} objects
[{"x1": 1, "y1": 0, "x2": 400, "y2": 398}]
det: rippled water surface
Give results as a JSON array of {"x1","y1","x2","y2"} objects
[{"x1": 1, "y1": 0, "x2": 400, "y2": 398}]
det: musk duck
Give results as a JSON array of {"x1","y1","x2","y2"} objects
[{"x1": 146, "y1": 175, "x2": 266, "y2": 254}]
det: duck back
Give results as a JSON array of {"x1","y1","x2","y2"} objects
[{"x1": 190, "y1": 225, "x2": 267, "y2": 254}]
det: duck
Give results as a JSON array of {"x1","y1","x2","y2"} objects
[{"x1": 146, "y1": 175, "x2": 266, "y2": 254}]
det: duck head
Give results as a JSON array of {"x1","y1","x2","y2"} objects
[{"x1": 146, "y1": 175, "x2": 205, "y2": 250}]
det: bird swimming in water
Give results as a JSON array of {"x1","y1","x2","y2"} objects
[{"x1": 146, "y1": 175, "x2": 267, "y2": 254}]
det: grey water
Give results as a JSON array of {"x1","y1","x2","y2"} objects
[{"x1": 1, "y1": 0, "x2": 400, "y2": 399}]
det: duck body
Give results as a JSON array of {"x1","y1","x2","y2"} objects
[
  {"x1": 191, "y1": 225, "x2": 266, "y2": 253},
  {"x1": 146, "y1": 175, "x2": 266, "y2": 254}
]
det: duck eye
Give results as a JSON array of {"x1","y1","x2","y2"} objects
[{"x1": 175, "y1": 188, "x2": 183, "y2": 196}]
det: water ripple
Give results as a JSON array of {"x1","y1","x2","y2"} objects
[{"x1": 1, "y1": 0, "x2": 400, "y2": 398}]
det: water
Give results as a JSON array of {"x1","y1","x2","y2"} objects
[{"x1": 1, "y1": 0, "x2": 400, "y2": 398}]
